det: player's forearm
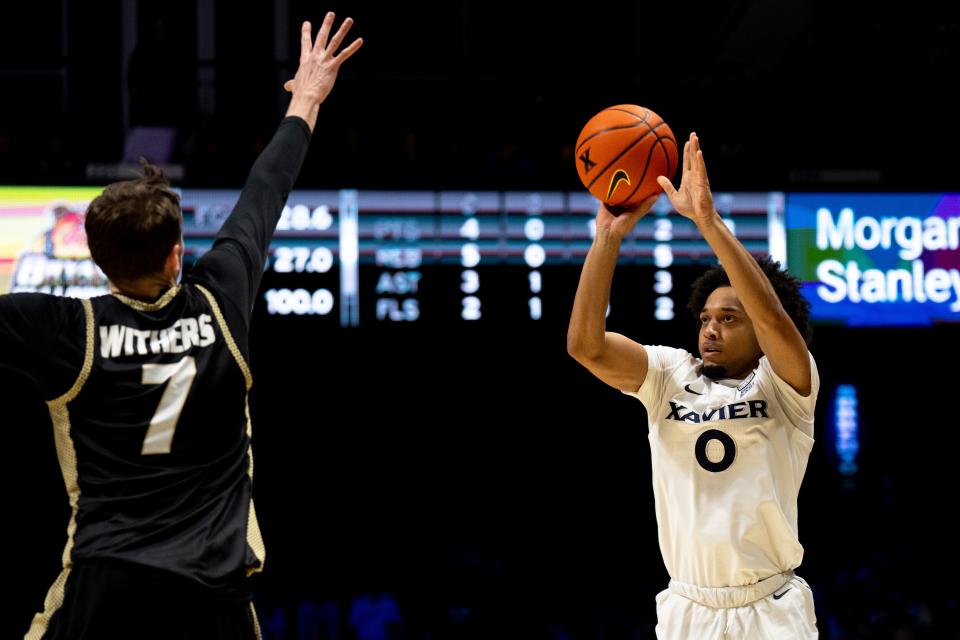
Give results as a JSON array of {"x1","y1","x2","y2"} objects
[
  {"x1": 697, "y1": 212, "x2": 786, "y2": 325},
  {"x1": 248, "y1": 115, "x2": 313, "y2": 193},
  {"x1": 220, "y1": 117, "x2": 311, "y2": 245},
  {"x1": 209, "y1": 116, "x2": 311, "y2": 297},
  {"x1": 567, "y1": 231, "x2": 620, "y2": 359},
  {"x1": 285, "y1": 94, "x2": 320, "y2": 134}
]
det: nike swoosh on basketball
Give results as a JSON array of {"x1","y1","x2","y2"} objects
[
  {"x1": 773, "y1": 588, "x2": 791, "y2": 600},
  {"x1": 684, "y1": 384, "x2": 703, "y2": 396},
  {"x1": 605, "y1": 169, "x2": 631, "y2": 201}
]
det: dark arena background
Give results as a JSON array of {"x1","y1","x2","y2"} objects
[{"x1": 3, "y1": 2, "x2": 960, "y2": 638}]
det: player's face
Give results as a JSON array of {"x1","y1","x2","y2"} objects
[{"x1": 697, "y1": 286, "x2": 762, "y2": 380}]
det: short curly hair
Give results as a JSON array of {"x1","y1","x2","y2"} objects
[
  {"x1": 85, "y1": 159, "x2": 182, "y2": 283},
  {"x1": 687, "y1": 256, "x2": 812, "y2": 345}
]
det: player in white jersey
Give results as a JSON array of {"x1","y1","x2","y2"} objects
[{"x1": 567, "y1": 132, "x2": 818, "y2": 639}]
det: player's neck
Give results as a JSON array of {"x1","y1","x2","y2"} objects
[
  {"x1": 109, "y1": 276, "x2": 177, "y2": 303},
  {"x1": 703, "y1": 358, "x2": 760, "y2": 381},
  {"x1": 726, "y1": 358, "x2": 760, "y2": 380}
]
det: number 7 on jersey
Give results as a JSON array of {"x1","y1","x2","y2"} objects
[{"x1": 141, "y1": 356, "x2": 198, "y2": 455}]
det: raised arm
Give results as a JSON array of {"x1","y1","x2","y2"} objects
[
  {"x1": 567, "y1": 197, "x2": 658, "y2": 392},
  {"x1": 192, "y1": 12, "x2": 362, "y2": 316},
  {"x1": 656, "y1": 133, "x2": 811, "y2": 395}
]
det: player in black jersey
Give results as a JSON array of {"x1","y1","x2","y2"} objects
[{"x1": 2, "y1": 12, "x2": 362, "y2": 640}]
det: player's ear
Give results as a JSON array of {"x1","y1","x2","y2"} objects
[{"x1": 165, "y1": 241, "x2": 183, "y2": 277}]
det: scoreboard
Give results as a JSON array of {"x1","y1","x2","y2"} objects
[
  {"x1": 182, "y1": 190, "x2": 782, "y2": 326},
  {"x1": 0, "y1": 187, "x2": 782, "y2": 327}
]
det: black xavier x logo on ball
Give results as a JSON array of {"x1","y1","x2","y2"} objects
[{"x1": 579, "y1": 148, "x2": 596, "y2": 173}]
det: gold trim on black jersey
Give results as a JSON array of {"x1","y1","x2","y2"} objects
[
  {"x1": 25, "y1": 568, "x2": 70, "y2": 640},
  {"x1": 250, "y1": 602, "x2": 263, "y2": 640},
  {"x1": 195, "y1": 285, "x2": 252, "y2": 388},
  {"x1": 195, "y1": 284, "x2": 266, "y2": 575},
  {"x1": 112, "y1": 284, "x2": 181, "y2": 311},
  {"x1": 27, "y1": 298, "x2": 95, "y2": 639}
]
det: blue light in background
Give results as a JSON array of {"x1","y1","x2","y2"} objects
[{"x1": 834, "y1": 384, "x2": 859, "y2": 475}]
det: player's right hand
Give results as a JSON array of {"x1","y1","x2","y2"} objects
[{"x1": 595, "y1": 194, "x2": 658, "y2": 241}]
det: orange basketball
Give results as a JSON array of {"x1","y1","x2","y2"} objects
[{"x1": 574, "y1": 104, "x2": 678, "y2": 208}]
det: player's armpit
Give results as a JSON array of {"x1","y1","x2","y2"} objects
[
  {"x1": 753, "y1": 312, "x2": 812, "y2": 397},
  {"x1": 570, "y1": 331, "x2": 649, "y2": 392}
]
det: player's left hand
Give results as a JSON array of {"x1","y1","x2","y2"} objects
[
  {"x1": 657, "y1": 132, "x2": 716, "y2": 225},
  {"x1": 282, "y1": 12, "x2": 363, "y2": 103}
]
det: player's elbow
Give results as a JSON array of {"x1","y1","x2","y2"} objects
[{"x1": 566, "y1": 332, "x2": 601, "y2": 363}]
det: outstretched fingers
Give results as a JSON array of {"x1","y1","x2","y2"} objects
[
  {"x1": 334, "y1": 36, "x2": 363, "y2": 64},
  {"x1": 313, "y1": 11, "x2": 335, "y2": 53},
  {"x1": 300, "y1": 21, "x2": 313, "y2": 61},
  {"x1": 657, "y1": 176, "x2": 677, "y2": 198},
  {"x1": 326, "y1": 16, "x2": 354, "y2": 55},
  {"x1": 689, "y1": 134, "x2": 709, "y2": 183}
]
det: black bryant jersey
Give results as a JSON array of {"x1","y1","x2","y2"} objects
[{"x1": 1, "y1": 117, "x2": 311, "y2": 593}]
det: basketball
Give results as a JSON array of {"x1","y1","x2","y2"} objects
[{"x1": 574, "y1": 105, "x2": 678, "y2": 208}]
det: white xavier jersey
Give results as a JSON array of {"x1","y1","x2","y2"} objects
[{"x1": 625, "y1": 346, "x2": 819, "y2": 588}]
